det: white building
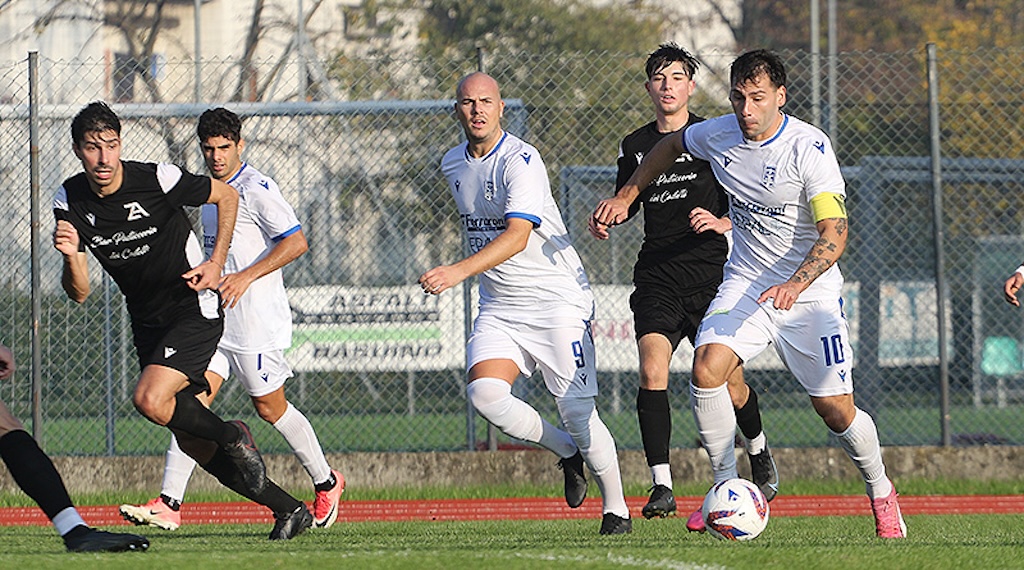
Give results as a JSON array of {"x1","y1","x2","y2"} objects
[
  {"x1": 0, "y1": 0, "x2": 738, "y2": 104},
  {"x1": 0, "y1": 0, "x2": 391, "y2": 103}
]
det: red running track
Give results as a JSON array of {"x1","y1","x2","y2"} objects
[{"x1": 2, "y1": 495, "x2": 1023, "y2": 527}]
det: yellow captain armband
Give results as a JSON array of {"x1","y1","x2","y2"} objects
[{"x1": 810, "y1": 192, "x2": 847, "y2": 222}]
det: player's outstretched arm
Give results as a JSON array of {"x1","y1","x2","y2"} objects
[
  {"x1": 594, "y1": 133, "x2": 684, "y2": 228},
  {"x1": 759, "y1": 216, "x2": 847, "y2": 310},
  {"x1": 219, "y1": 230, "x2": 308, "y2": 309},
  {"x1": 419, "y1": 217, "x2": 532, "y2": 295},
  {"x1": 1004, "y1": 271, "x2": 1024, "y2": 307},
  {"x1": 53, "y1": 220, "x2": 90, "y2": 303},
  {"x1": 183, "y1": 179, "x2": 238, "y2": 291}
]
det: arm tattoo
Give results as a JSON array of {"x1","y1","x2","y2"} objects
[{"x1": 790, "y1": 234, "x2": 841, "y2": 285}]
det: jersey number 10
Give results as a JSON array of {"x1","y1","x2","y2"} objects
[{"x1": 819, "y1": 334, "x2": 846, "y2": 367}]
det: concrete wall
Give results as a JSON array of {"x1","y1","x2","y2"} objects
[{"x1": 3, "y1": 446, "x2": 1023, "y2": 496}]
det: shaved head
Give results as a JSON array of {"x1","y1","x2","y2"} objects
[{"x1": 456, "y1": 72, "x2": 501, "y2": 100}]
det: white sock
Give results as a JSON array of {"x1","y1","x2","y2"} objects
[
  {"x1": 651, "y1": 463, "x2": 673, "y2": 489},
  {"x1": 690, "y1": 383, "x2": 738, "y2": 483},
  {"x1": 467, "y1": 377, "x2": 577, "y2": 457},
  {"x1": 832, "y1": 407, "x2": 893, "y2": 499},
  {"x1": 745, "y1": 431, "x2": 767, "y2": 455},
  {"x1": 161, "y1": 435, "x2": 197, "y2": 503},
  {"x1": 53, "y1": 507, "x2": 87, "y2": 536},
  {"x1": 273, "y1": 402, "x2": 332, "y2": 486},
  {"x1": 556, "y1": 396, "x2": 630, "y2": 519}
]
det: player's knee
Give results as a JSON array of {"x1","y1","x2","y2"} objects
[
  {"x1": 132, "y1": 391, "x2": 171, "y2": 425},
  {"x1": 466, "y1": 377, "x2": 512, "y2": 413},
  {"x1": 691, "y1": 360, "x2": 727, "y2": 389},
  {"x1": 638, "y1": 361, "x2": 669, "y2": 390}
]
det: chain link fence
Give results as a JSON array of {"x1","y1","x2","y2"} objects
[{"x1": 2, "y1": 46, "x2": 1024, "y2": 456}]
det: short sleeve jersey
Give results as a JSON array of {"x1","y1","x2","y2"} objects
[
  {"x1": 201, "y1": 163, "x2": 301, "y2": 353},
  {"x1": 440, "y1": 132, "x2": 594, "y2": 324},
  {"x1": 682, "y1": 113, "x2": 846, "y2": 301},
  {"x1": 53, "y1": 161, "x2": 218, "y2": 326},
  {"x1": 616, "y1": 115, "x2": 729, "y2": 293}
]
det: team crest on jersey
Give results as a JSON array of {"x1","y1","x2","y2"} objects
[
  {"x1": 762, "y1": 165, "x2": 777, "y2": 189},
  {"x1": 484, "y1": 180, "x2": 495, "y2": 201},
  {"x1": 124, "y1": 201, "x2": 151, "y2": 221}
]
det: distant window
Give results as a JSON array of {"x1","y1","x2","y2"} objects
[
  {"x1": 112, "y1": 53, "x2": 139, "y2": 102},
  {"x1": 112, "y1": 53, "x2": 164, "y2": 102}
]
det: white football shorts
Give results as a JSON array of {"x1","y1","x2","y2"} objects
[
  {"x1": 207, "y1": 348, "x2": 293, "y2": 398},
  {"x1": 695, "y1": 277, "x2": 855, "y2": 397},
  {"x1": 466, "y1": 312, "x2": 599, "y2": 399}
]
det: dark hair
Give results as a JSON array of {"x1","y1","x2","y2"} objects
[
  {"x1": 71, "y1": 101, "x2": 120, "y2": 145},
  {"x1": 645, "y1": 42, "x2": 699, "y2": 80},
  {"x1": 197, "y1": 107, "x2": 242, "y2": 143},
  {"x1": 730, "y1": 49, "x2": 787, "y2": 89}
]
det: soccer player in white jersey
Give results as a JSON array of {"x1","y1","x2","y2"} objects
[
  {"x1": 419, "y1": 72, "x2": 631, "y2": 534},
  {"x1": 120, "y1": 108, "x2": 344, "y2": 532},
  {"x1": 590, "y1": 43, "x2": 778, "y2": 522},
  {"x1": 594, "y1": 49, "x2": 907, "y2": 539}
]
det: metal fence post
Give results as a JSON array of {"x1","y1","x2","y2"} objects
[
  {"x1": 28, "y1": 51, "x2": 42, "y2": 443},
  {"x1": 927, "y1": 43, "x2": 951, "y2": 446}
]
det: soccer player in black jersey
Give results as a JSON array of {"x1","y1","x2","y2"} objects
[
  {"x1": 0, "y1": 343, "x2": 149, "y2": 552},
  {"x1": 52, "y1": 101, "x2": 311, "y2": 540},
  {"x1": 588, "y1": 44, "x2": 777, "y2": 529}
]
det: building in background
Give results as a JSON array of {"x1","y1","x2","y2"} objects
[{"x1": 0, "y1": 0, "x2": 739, "y2": 104}]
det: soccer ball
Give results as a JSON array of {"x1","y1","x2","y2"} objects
[{"x1": 701, "y1": 478, "x2": 770, "y2": 541}]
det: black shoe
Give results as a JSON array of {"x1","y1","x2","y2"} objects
[
  {"x1": 557, "y1": 450, "x2": 587, "y2": 508},
  {"x1": 269, "y1": 504, "x2": 313, "y2": 540},
  {"x1": 64, "y1": 526, "x2": 150, "y2": 552},
  {"x1": 748, "y1": 445, "x2": 779, "y2": 502},
  {"x1": 222, "y1": 420, "x2": 268, "y2": 496},
  {"x1": 641, "y1": 484, "x2": 677, "y2": 519},
  {"x1": 599, "y1": 513, "x2": 632, "y2": 535}
]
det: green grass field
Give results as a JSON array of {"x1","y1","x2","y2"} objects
[
  {"x1": 3, "y1": 479, "x2": 1024, "y2": 569},
  {"x1": 2, "y1": 514, "x2": 1024, "y2": 569}
]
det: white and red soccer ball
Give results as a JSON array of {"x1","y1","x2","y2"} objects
[{"x1": 701, "y1": 477, "x2": 770, "y2": 541}]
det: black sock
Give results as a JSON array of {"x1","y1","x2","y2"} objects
[
  {"x1": 0, "y1": 430, "x2": 75, "y2": 520},
  {"x1": 735, "y1": 387, "x2": 764, "y2": 441},
  {"x1": 166, "y1": 390, "x2": 239, "y2": 447},
  {"x1": 636, "y1": 388, "x2": 671, "y2": 467},
  {"x1": 314, "y1": 472, "x2": 337, "y2": 493},
  {"x1": 160, "y1": 494, "x2": 182, "y2": 511},
  {"x1": 62, "y1": 525, "x2": 91, "y2": 542},
  {"x1": 200, "y1": 447, "x2": 302, "y2": 514}
]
